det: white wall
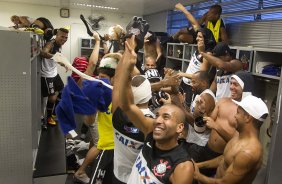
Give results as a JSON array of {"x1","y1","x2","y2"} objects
[
  {"x1": 0, "y1": 1, "x2": 136, "y2": 83},
  {"x1": 144, "y1": 11, "x2": 167, "y2": 32}
]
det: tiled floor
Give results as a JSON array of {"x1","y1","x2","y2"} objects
[
  {"x1": 34, "y1": 175, "x2": 68, "y2": 184},
  {"x1": 33, "y1": 114, "x2": 89, "y2": 184}
]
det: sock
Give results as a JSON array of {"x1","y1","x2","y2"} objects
[
  {"x1": 52, "y1": 92, "x2": 62, "y2": 116},
  {"x1": 47, "y1": 101, "x2": 55, "y2": 119}
]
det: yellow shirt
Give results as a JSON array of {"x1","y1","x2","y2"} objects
[
  {"x1": 97, "y1": 103, "x2": 115, "y2": 150},
  {"x1": 207, "y1": 19, "x2": 221, "y2": 42}
]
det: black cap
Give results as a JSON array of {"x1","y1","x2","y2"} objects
[{"x1": 212, "y1": 42, "x2": 231, "y2": 57}]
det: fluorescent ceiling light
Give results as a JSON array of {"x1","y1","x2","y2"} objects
[{"x1": 72, "y1": 2, "x2": 119, "y2": 10}]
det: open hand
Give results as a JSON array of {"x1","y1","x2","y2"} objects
[{"x1": 124, "y1": 35, "x2": 137, "y2": 66}]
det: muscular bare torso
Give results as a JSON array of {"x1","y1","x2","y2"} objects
[
  {"x1": 216, "y1": 135, "x2": 262, "y2": 184},
  {"x1": 208, "y1": 98, "x2": 237, "y2": 153}
]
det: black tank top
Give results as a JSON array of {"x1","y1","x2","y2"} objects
[{"x1": 127, "y1": 133, "x2": 192, "y2": 184}]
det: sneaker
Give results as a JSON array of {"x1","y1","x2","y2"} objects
[
  {"x1": 25, "y1": 27, "x2": 44, "y2": 34},
  {"x1": 77, "y1": 158, "x2": 85, "y2": 166},
  {"x1": 41, "y1": 118, "x2": 47, "y2": 130},
  {"x1": 34, "y1": 28, "x2": 44, "y2": 34},
  {"x1": 52, "y1": 114, "x2": 58, "y2": 121},
  {"x1": 74, "y1": 141, "x2": 89, "y2": 152},
  {"x1": 74, "y1": 172, "x2": 90, "y2": 184},
  {"x1": 47, "y1": 117, "x2": 57, "y2": 126}
]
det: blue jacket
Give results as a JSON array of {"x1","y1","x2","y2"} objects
[{"x1": 56, "y1": 77, "x2": 112, "y2": 135}]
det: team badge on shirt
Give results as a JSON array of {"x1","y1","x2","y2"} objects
[{"x1": 153, "y1": 159, "x2": 171, "y2": 177}]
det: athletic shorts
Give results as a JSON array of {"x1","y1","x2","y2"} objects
[
  {"x1": 41, "y1": 74, "x2": 64, "y2": 97},
  {"x1": 36, "y1": 17, "x2": 54, "y2": 41},
  {"x1": 36, "y1": 17, "x2": 54, "y2": 30},
  {"x1": 89, "y1": 149, "x2": 114, "y2": 184}
]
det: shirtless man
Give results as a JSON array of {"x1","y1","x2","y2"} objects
[
  {"x1": 11, "y1": 15, "x2": 55, "y2": 41},
  {"x1": 194, "y1": 95, "x2": 269, "y2": 184},
  {"x1": 197, "y1": 71, "x2": 254, "y2": 175},
  {"x1": 143, "y1": 31, "x2": 166, "y2": 77},
  {"x1": 144, "y1": 31, "x2": 162, "y2": 61}
]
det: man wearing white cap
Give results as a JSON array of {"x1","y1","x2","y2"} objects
[
  {"x1": 196, "y1": 71, "x2": 254, "y2": 176},
  {"x1": 194, "y1": 95, "x2": 269, "y2": 184}
]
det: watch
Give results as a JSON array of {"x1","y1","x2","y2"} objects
[{"x1": 60, "y1": 8, "x2": 70, "y2": 18}]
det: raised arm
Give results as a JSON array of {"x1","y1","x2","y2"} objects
[
  {"x1": 197, "y1": 32, "x2": 212, "y2": 71},
  {"x1": 156, "y1": 38, "x2": 162, "y2": 61},
  {"x1": 112, "y1": 51, "x2": 123, "y2": 113},
  {"x1": 201, "y1": 52, "x2": 242, "y2": 73},
  {"x1": 119, "y1": 36, "x2": 154, "y2": 136},
  {"x1": 220, "y1": 27, "x2": 229, "y2": 44},
  {"x1": 84, "y1": 32, "x2": 101, "y2": 76},
  {"x1": 175, "y1": 3, "x2": 200, "y2": 31}
]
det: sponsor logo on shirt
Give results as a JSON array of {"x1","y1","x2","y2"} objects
[
  {"x1": 135, "y1": 155, "x2": 156, "y2": 184},
  {"x1": 123, "y1": 125, "x2": 140, "y2": 134},
  {"x1": 145, "y1": 69, "x2": 161, "y2": 79},
  {"x1": 217, "y1": 76, "x2": 230, "y2": 84},
  {"x1": 115, "y1": 132, "x2": 143, "y2": 150}
]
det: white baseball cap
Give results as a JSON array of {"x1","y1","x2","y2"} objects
[
  {"x1": 232, "y1": 95, "x2": 269, "y2": 121},
  {"x1": 99, "y1": 57, "x2": 118, "y2": 69}
]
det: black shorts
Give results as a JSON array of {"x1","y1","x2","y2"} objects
[
  {"x1": 36, "y1": 17, "x2": 54, "y2": 41},
  {"x1": 186, "y1": 143, "x2": 205, "y2": 162},
  {"x1": 199, "y1": 144, "x2": 222, "y2": 177},
  {"x1": 89, "y1": 149, "x2": 114, "y2": 184},
  {"x1": 41, "y1": 74, "x2": 64, "y2": 97},
  {"x1": 36, "y1": 17, "x2": 54, "y2": 30}
]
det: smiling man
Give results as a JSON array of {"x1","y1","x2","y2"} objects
[
  {"x1": 119, "y1": 36, "x2": 194, "y2": 184},
  {"x1": 194, "y1": 95, "x2": 268, "y2": 184},
  {"x1": 40, "y1": 28, "x2": 68, "y2": 129},
  {"x1": 196, "y1": 71, "x2": 254, "y2": 176}
]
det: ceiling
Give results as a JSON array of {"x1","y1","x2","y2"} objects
[{"x1": 1, "y1": 0, "x2": 207, "y2": 15}]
